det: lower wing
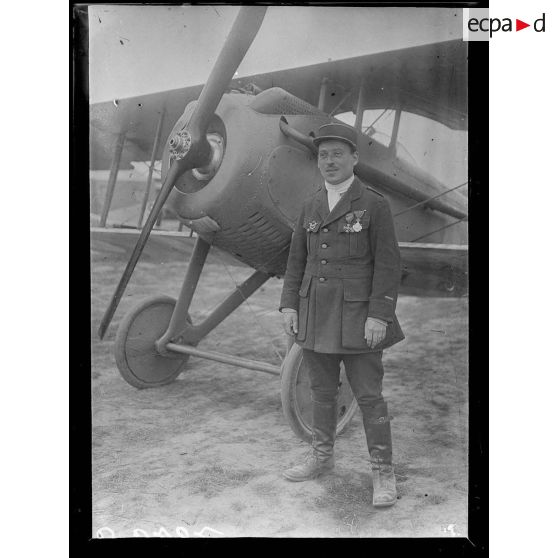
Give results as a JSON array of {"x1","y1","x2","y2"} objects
[{"x1": 399, "y1": 243, "x2": 468, "y2": 297}]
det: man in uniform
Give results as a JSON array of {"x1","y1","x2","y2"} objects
[{"x1": 279, "y1": 123, "x2": 405, "y2": 507}]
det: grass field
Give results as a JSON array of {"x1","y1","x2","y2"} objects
[{"x1": 91, "y1": 247, "x2": 468, "y2": 538}]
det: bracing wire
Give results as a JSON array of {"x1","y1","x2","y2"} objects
[{"x1": 394, "y1": 181, "x2": 468, "y2": 218}]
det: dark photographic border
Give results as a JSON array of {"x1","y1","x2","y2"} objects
[{"x1": 71, "y1": 2, "x2": 487, "y2": 553}]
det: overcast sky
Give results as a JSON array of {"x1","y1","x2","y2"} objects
[{"x1": 88, "y1": 5, "x2": 462, "y2": 103}]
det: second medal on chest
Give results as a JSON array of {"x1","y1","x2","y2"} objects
[{"x1": 343, "y1": 210, "x2": 366, "y2": 233}]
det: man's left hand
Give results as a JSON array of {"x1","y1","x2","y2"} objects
[{"x1": 365, "y1": 318, "x2": 387, "y2": 348}]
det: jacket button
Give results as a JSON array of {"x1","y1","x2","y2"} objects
[
  {"x1": 319, "y1": 277, "x2": 326, "y2": 282},
  {"x1": 323, "y1": 228, "x2": 329, "y2": 233},
  {"x1": 321, "y1": 243, "x2": 328, "y2": 249},
  {"x1": 321, "y1": 259, "x2": 327, "y2": 265}
]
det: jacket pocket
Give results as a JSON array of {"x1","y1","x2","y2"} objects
[
  {"x1": 335, "y1": 220, "x2": 351, "y2": 256},
  {"x1": 341, "y1": 278, "x2": 370, "y2": 349},
  {"x1": 297, "y1": 274, "x2": 311, "y2": 342}
]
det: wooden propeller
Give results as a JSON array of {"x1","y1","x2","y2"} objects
[{"x1": 98, "y1": 7, "x2": 267, "y2": 339}]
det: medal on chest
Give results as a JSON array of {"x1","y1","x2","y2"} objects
[
  {"x1": 353, "y1": 210, "x2": 366, "y2": 232},
  {"x1": 305, "y1": 219, "x2": 319, "y2": 232},
  {"x1": 343, "y1": 212, "x2": 355, "y2": 233},
  {"x1": 343, "y1": 210, "x2": 366, "y2": 233}
]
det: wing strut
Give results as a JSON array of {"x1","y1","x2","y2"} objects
[
  {"x1": 354, "y1": 77, "x2": 366, "y2": 131},
  {"x1": 318, "y1": 77, "x2": 328, "y2": 111},
  {"x1": 388, "y1": 108, "x2": 402, "y2": 152},
  {"x1": 99, "y1": 131, "x2": 126, "y2": 227},
  {"x1": 137, "y1": 107, "x2": 166, "y2": 228}
]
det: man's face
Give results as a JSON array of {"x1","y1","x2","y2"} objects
[{"x1": 317, "y1": 140, "x2": 358, "y2": 185}]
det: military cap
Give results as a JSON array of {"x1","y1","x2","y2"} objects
[{"x1": 312, "y1": 123, "x2": 358, "y2": 150}]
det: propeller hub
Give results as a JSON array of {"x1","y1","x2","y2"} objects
[
  {"x1": 169, "y1": 130, "x2": 192, "y2": 161},
  {"x1": 192, "y1": 133, "x2": 224, "y2": 181}
]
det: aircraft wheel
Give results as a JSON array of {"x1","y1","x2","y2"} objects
[
  {"x1": 280, "y1": 343, "x2": 358, "y2": 443},
  {"x1": 114, "y1": 295, "x2": 190, "y2": 389}
]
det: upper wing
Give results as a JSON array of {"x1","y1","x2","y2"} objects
[
  {"x1": 90, "y1": 85, "x2": 203, "y2": 170},
  {"x1": 90, "y1": 39, "x2": 466, "y2": 170},
  {"x1": 237, "y1": 39, "x2": 467, "y2": 130}
]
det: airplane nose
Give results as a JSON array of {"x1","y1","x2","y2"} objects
[
  {"x1": 169, "y1": 130, "x2": 192, "y2": 160},
  {"x1": 191, "y1": 133, "x2": 225, "y2": 181},
  {"x1": 169, "y1": 129, "x2": 224, "y2": 184}
]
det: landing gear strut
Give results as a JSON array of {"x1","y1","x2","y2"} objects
[{"x1": 113, "y1": 236, "x2": 358, "y2": 441}]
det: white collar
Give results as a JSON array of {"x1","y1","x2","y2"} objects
[{"x1": 324, "y1": 174, "x2": 355, "y2": 192}]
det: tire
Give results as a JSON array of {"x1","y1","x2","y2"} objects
[
  {"x1": 280, "y1": 343, "x2": 359, "y2": 443},
  {"x1": 114, "y1": 295, "x2": 190, "y2": 389}
]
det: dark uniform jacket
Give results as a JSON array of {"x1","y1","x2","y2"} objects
[{"x1": 280, "y1": 177, "x2": 405, "y2": 354}]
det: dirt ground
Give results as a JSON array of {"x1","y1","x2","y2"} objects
[{"x1": 91, "y1": 245, "x2": 468, "y2": 538}]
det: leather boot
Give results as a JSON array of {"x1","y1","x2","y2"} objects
[
  {"x1": 361, "y1": 400, "x2": 397, "y2": 507},
  {"x1": 283, "y1": 400, "x2": 336, "y2": 481},
  {"x1": 370, "y1": 463, "x2": 397, "y2": 507}
]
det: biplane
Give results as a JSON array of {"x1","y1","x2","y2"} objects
[{"x1": 90, "y1": 6, "x2": 468, "y2": 443}]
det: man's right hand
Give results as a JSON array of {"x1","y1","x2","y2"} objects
[{"x1": 281, "y1": 309, "x2": 298, "y2": 336}]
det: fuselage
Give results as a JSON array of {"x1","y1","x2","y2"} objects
[{"x1": 162, "y1": 88, "x2": 467, "y2": 277}]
